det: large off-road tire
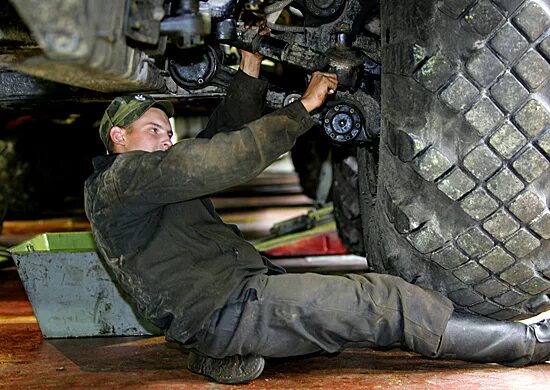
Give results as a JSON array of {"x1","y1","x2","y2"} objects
[
  {"x1": 0, "y1": 138, "x2": 36, "y2": 221},
  {"x1": 291, "y1": 130, "x2": 365, "y2": 254},
  {"x1": 367, "y1": 0, "x2": 550, "y2": 320},
  {"x1": 0, "y1": 113, "x2": 104, "y2": 221},
  {"x1": 291, "y1": 127, "x2": 331, "y2": 200},
  {"x1": 332, "y1": 147, "x2": 366, "y2": 255}
]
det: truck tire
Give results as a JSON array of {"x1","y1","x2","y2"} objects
[
  {"x1": 367, "y1": 0, "x2": 550, "y2": 320},
  {"x1": 0, "y1": 138, "x2": 36, "y2": 221},
  {"x1": 332, "y1": 147, "x2": 365, "y2": 255},
  {"x1": 0, "y1": 114, "x2": 103, "y2": 221},
  {"x1": 292, "y1": 130, "x2": 365, "y2": 254},
  {"x1": 291, "y1": 127, "x2": 331, "y2": 200}
]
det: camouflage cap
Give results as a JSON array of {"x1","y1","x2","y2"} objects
[{"x1": 99, "y1": 94, "x2": 174, "y2": 151}]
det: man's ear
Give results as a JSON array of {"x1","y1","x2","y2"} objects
[{"x1": 109, "y1": 126, "x2": 126, "y2": 147}]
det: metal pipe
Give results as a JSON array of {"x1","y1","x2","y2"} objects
[
  {"x1": 271, "y1": 254, "x2": 369, "y2": 272},
  {"x1": 235, "y1": 28, "x2": 328, "y2": 71}
]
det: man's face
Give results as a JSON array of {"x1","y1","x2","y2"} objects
[{"x1": 123, "y1": 107, "x2": 173, "y2": 152}]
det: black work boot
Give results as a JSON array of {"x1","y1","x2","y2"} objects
[
  {"x1": 187, "y1": 351, "x2": 265, "y2": 384},
  {"x1": 436, "y1": 312, "x2": 550, "y2": 366}
]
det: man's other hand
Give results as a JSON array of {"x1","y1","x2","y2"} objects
[
  {"x1": 300, "y1": 72, "x2": 339, "y2": 113},
  {"x1": 240, "y1": 50, "x2": 263, "y2": 78},
  {"x1": 240, "y1": 23, "x2": 270, "y2": 78}
]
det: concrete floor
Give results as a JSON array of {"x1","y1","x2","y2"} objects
[{"x1": 2, "y1": 267, "x2": 549, "y2": 389}]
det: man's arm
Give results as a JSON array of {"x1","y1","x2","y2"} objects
[
  {"x1": 197, "y1": 51, "x2": 267, "y2": 139},
  {"x1": 114, "y1": 72, "x2": 337, "y2": 205}
]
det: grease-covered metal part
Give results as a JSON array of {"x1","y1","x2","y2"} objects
[
  {"x1": 214, "y1": 18, "x2": 237, "y2": 41},
  {"x1": 125, "y1": 0, "x2": 165, "y2": 45},
  {"x1": 290, "y1": 0, "x2": 346, "y2": 26},
  {"x1": 325, "y1": 34, "x2": 365, "y2": 91},
  {"x1": 0, "y1": 0, "x2": 378, "y2": 106},
  {"x1": 6, "y1": 0, "x2": 165, "y2": 93},
  {"x1": 304, "y1": 0, "x2": 345, "y2": 19},
  {"x1": 323, "y1": 102, "x2": 365, "y2": 143},
  {"x1": 284, "y1": 93, "x2": 302, "y2": 107},
  {"x1": 236, "y1": 29, "x2": 369, "y2": 90},
  {"x1": 167, "y1": 45, "x2": 237, "y2": 91},
  {"x1": 160, "y1": 0, "x2": 211, "y2": 47},
  {"x1": 237, "y1": 31, "x2": 329, "y2": 71},
  {"x1": 168, "y1": 45, "x2": 219, "y2": 89}
]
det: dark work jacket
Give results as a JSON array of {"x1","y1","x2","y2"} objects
[{"x1": 84, "y1": 70, "x2": 315, "y2": 343}]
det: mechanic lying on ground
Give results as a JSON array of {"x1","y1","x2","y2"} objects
[{"x1": 84, "y1": 49, "x2": 550, "y2": 384}]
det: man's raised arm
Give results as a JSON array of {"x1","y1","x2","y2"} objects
[{"x1": 197, "y1": 49, "x2": 267, "y2": 139}]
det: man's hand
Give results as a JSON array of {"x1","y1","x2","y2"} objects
[
  {"x1": 239, "y1": 23, "x2": 270, "y2": 78},
  {"x1": 300, "y1": 72, "x2": 339, "y2": 113},
  {"x1": 240, "y1": 50, "x2": 263, "y2": 78}
]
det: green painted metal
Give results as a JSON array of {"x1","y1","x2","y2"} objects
[
  {"x1": 269, "y1": 204, "x2": 335, "y2": 236},
  {"x1": 10, "y1": 231, "x2": 97, "y2": 253},
  {"x1": 253, "y1": 204, "x2": 337, "y2": 252},
  {"x1": 253, "y1": 221, "x2": 337, "y2": 252},
  {"x1": 10, "y1": 232, "x2": 162, "y2": 338}
]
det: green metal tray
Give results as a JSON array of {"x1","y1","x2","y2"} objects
[{"x1": 10, "y1": 232, "x2": 162, "y2": 338}]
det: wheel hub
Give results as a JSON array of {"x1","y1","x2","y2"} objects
[{"x1": 323, "y1": 103, "x2": 363, "y2": 143}]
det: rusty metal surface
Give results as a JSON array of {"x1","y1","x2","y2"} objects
[
  {"x1": 1, "y1": 267, "x2": 550, "y2": 389},
  {"x1": 7, "y1": 0, "x2": 165, "y2": 92}
]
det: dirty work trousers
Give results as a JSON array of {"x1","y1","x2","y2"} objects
[{"x1": 187, "y1": 272, "x2": 455, "y2": 359}]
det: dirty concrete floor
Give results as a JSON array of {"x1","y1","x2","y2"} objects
[{"x1": 1, "y1": 267, "x2": 549, "y2": 389}]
